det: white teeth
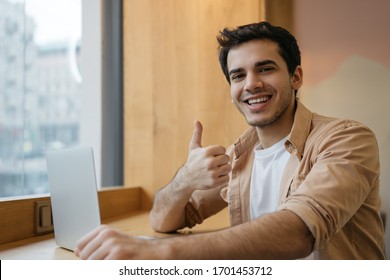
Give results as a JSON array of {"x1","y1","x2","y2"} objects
[{"x1": 247, "y1": 96, "x2": 269, "y2": 105}]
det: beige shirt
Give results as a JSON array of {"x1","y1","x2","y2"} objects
[{"x1": 184, "y1": 101, "x2": 385, "y2": 259}]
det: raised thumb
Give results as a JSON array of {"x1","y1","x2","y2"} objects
[{"x1": 189, "y1": 120, "x2": 203, "y2": 150}]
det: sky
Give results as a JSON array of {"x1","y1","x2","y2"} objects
[{"x1": 10, "y1": 0, "x2": 82, "y2": 46}]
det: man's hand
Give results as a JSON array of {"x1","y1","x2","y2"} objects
[
  {"x1": 150, "y1": 120, "x2": 231, "y2": 233},
  {"x1": 75, "y1": 225, "x2": 167, "y2": 260},
  {"x1": 76, "y1": 211, "x2": 314, "y2": 260},
  {"x1": 178, "y1": 120, "x2": 231, "y2": 191}
]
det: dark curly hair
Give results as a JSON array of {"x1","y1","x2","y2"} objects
[{"x1": 217, "y1": 21, "x2": 301, "y2": 84}]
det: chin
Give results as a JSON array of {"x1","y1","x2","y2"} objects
[{"x1": 245, "y1": 116, "x2": 277, "y2": 127}]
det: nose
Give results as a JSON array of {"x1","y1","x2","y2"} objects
[{"x1": 244, "y1": 72, "x2": 263, "y2": 93}]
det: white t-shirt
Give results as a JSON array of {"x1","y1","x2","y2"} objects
[{"x1": 250, "y1": 136, "x2": 290, "y2": 220}]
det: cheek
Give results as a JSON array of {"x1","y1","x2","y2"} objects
[
  {"x1": 229, "y1": 89, "x2": 241, "y2": 108},
  {"x1": 230, "y1": 85, "x2": 241, "y2": 100},
  {"x1": 231, "y1": 98, "x2": 244, "y2": 115}
]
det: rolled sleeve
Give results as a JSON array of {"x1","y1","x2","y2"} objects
[
  {"x1": 279, "y1": 121, "x2": 380, "y2": 250},
  {"x1": 183, "y1": 185, "x2": 228, "y2": 228}
]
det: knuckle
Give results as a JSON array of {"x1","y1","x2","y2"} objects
[
  {"x1": 215, "y1": 146, "x2": 227, "y2": 155},
  {"x1": 205, "y1": 158, "x2": 214, "y2": 170},
  {"x1": 206, "y1": 145, "x2": 226, "y2": 155},
  {"x1": 211, "y1": 170, "x2": 222, "y2": 181},
  {"x1": 225, "y1": 163, "x2": 232, "y2": 172},
  {"x1": 100, "y1": 227, "x2": 116, "y2": 239},
  {"x1": 199, "y1": 147, "x2": 208, "y2": 156}
]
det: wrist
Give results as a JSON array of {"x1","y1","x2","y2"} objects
[{"x1": 170, "y1": 165, "x2": 194, "y2": 197}]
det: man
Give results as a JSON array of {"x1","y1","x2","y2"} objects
[{"x1": 76, "y1": 22, "x2": 385, "y2": 259}]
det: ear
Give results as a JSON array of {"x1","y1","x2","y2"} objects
[{"x1": 291, "y1": 66, "x2": 303, "y2": 91}]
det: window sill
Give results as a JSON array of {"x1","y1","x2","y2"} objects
[{"x1": 0, "y1": 186, "x2": 143, "y2": 245}]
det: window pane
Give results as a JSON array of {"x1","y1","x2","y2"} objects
[{"x1": 0, "y1": 0, "x2": 82, "y2": 197}]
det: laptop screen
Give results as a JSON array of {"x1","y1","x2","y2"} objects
[{"x1": 46, "y1": 146, "x2": 101, "y2": 251}]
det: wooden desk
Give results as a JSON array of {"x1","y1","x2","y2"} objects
[{"x1": 0, "y1": 209, "x2": 229, "y2": 260}]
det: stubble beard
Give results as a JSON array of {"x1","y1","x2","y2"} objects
[{"x1": 245, "y1": 84, "x2": 294, "y2": 128}]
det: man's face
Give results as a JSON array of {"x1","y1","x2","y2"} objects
[{"x1": 227, "y1": 39, "x2": 302, "y2": 128}]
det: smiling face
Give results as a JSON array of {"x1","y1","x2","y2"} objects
[{"x1": 227, "y1": 39, "x2": 302, "y2": 132}]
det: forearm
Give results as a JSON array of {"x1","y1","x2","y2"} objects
[
  {"x1": 166, "y1": 210, "x2": 314, "y2": 259},
  {"x1": 76, "y1": 209, "x2": 313, "y2": 260},
  {"x1": 150, "y1": 167, "x2": 194, "y2": 232}
]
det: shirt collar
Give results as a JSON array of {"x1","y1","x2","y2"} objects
[
  {"x1": 286, "y1": 100, "x2": 313, "y2": 158},
  {"x1": 233, "y1": 100, "x2": 313, "y2": 159}
]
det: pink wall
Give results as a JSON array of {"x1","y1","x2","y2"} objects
[
  {"x1": 294, "y1": 0, "x2": 390, "y2": 86},
  {"x1": 294, "y1": 0, "x2": 390, "y2": 257}
]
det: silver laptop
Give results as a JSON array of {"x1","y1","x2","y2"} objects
[{"x1": 46, "y1": 146, "x2": 101, "y2": 251}]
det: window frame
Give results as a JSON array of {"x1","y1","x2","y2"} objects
[
  {"x1": 0, "y1": 0, "x2": 124, "y2": 245},
  {"x1": 81, "y1": 0, "x2": 123, "y2": 187}
]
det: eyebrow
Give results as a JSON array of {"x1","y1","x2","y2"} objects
[
  {"x1": 228, "y1": 59, "x2": 278, "y2": 77},
  {"x1": 255, "y1": 59, "x2": 278, "y2": 68}
]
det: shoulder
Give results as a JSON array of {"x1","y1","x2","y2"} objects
[
  {"x1": 306, "y1": 114, "x2": 379, "y2": 164},
  {"x1": 310, "y1": 113, "x2": 376, "y2": 141}
]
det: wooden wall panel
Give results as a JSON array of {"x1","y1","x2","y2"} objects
[
  {"x1": 124, "y1": 0, "x2": 266, "y2": 209},
  {"x1": 264, "y1": 0, "x2": 294, "y2": 31}
]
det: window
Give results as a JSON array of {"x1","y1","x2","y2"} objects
[{"x1": 0, "y1": 0, "x2": 123, "y2": 198}]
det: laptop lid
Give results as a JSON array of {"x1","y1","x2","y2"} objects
[{"x1": 46, "y1": 146, "x2": 101, "y2": 251}]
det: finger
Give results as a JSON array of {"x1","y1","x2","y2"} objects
[
  {"x1": 76, "y1": 225, "x2": 111, "y2": 259},
  {"x1": 75, "y1": 225, "x2": 104, "y2": 256},
  {"x1": 204, "y1": 145, "x2": 227, "y2": 157},
  {"x1": 217, "y1": 163, "x2": 232, "y2": 176},
  {"x1": 80, "y1": 234, "x2": 109, "y2": 260},
  {"x1": 212, "y1": 154, "x2": 231, "y2": 168},
  {"x1": 89, "y1": 229, "x2": 130, "y2": 260},
  {"x1": 189, "y1": 120, "x2": 203, "y2": 150},
  {"x1": 87, "y1": 240, "x2": 111, "y2": 260},
  {"x1": 212, "y1": 173, "x2": 230, "y2": 187}
]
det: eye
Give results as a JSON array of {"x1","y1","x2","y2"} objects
[
  {"x1": 259, "y1": 66, "x2": 274, "y2": 73},
  {"x1": 231, "y1": 73, "x2": 245, "y2": 81}
]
